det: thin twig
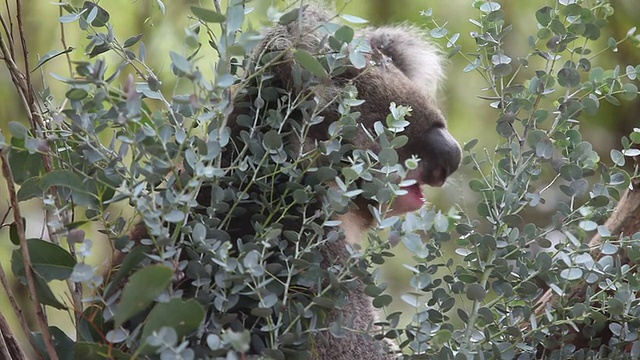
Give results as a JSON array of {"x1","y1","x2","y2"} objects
[
  {"x1": 0, "y1": 33, "x2": 27, "y2": 97},
  {"x1": 0, "y1": 13, "x2": 15, "y2": 57},
  {"x1": 58, "y1": 6, "x2": 73, "y2": 77},
  {"x1": 15, "y1": 0, "x2": 38, "y2": 130},
  {"x1": 212, "y1": 0, "x2": 222, "y2": 14},
  {"x1": 0, "y1": 309, "x2": 28, "y2": 360},
  {"x1": 0, "y1": 258, "x2": 35, "y2": 350},
  {"x1": 0, "y1": 150, "x2": 58, "y2": 360},
  {"x1": 3, "y1": 0, "x2": 14, "y2": 47},
  {"x1": 55, "y1": 8, "x2": 82, "y2": 328}
]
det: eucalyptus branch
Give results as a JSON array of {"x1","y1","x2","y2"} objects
[
  {"x1": 0, "y1": 2, "x2": 82, "y2": 332},
  {"x1": 0, "y1": 258, "x2": 34, "y2": 353},
  {"x1": 0, "y1": 150, "x2": 58, "y2": 360}
]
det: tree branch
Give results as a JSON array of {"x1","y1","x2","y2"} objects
[
  {"x1": 1, "y1": 0, "x2": 82, "y2": 332},
  {"x1": 534, "y1": 178, "x2": 640, "y2": 315},
  {"x1": 0, "y1": 150, "x2": 58, "y2": 360},
  {"x1": 0, "y1": 310, "x2": 28, "y2": 360},
  {"x1": 14, "y1": 0, "x2": 38, "y2": 130},
  {"x1": 0, "y1": 257, "x2": 35, "y2": 351}
]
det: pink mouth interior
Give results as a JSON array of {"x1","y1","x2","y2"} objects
[{"x1": 394, "y1": 182, "x2": 426, "y2": 213}]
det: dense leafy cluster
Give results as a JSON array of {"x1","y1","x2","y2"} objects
[
  {"x1": 424, "y1": 0, "x2": 640, "y2": 358},
  {"x1": 5, "y1": 1, "x2": 454, "y2": 358},
  {"x1": 1, "y1": 0, "x2": 640, "y2": 359}
]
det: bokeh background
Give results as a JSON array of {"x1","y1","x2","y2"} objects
[{"x1": 0, "y1": 0, "x2": 638, "y2": 348}]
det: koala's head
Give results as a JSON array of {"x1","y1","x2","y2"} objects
[
  {"x1": 232, "y1": 6, "x2": 461, "y2": 224},
  {"x1": 354, "y1": 26, "x2": 461, "y2": 216}
]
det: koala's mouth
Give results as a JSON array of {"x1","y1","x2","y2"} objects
[
  {"x1": 398, "y1": 182, "x2": 426, "y2": 212},
  {"x1": 393, "y1": 165, "x2": 448, "y2": 213}
]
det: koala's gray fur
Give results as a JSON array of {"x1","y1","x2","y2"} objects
[
  {"x1": 118, "y1": 5, "x2": 460, "y2": 360},
  {"x1": 232, "y1": 6, "x2": 461, "y2": 360}
]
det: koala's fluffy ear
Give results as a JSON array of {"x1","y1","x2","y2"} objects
[{"x1": 363, "y1": 26, "x2": 445, "y2": 98}]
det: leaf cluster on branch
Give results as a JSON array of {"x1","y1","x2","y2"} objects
[{"x1": 0, "y1": 0, "x2": 639, "y2": 359}]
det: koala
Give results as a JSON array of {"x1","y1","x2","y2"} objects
[{"x1": 114, "y1": 5, "x2": 461, "y2": 360}]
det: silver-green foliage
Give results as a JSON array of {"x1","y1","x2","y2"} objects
[
  {"x1": 5, "y1": 0, "x2": 452, "y2": 358},
  {"x1": 3, "y1": 0, "x2": 640, "y2": 359},
  {"x1": 419, "y1": 0, "x2": 640, "y2": 359}
]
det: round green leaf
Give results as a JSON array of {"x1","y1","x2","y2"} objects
[
  {"x1": 535, "y1": 252, "x2": 552, "y2": 270},
  {"x1": 372, "y1": 294, "x2": 393, "y2": 308},
  {"x1": 611, "y1": 149, "x2": 625, "y2": 166},
  {"x1": 608, "y1": 298, "x2": 624, "y2": 316},
  {"x1": 535, "y1": 6, "x2": 553, "y2": 26},
  {"x1": 557, "y1": 67, "x2": 581, "y2": 87},
  {"x1": 466, "y1": 283, "x2": 486, "y2": 301},
  {"x1": 535, "y1": 138, "x2": 554, "y2": 159},
  {"x1": 581, "y1": 96, "x2": 599, "y2": 115},
  {"x1": 140, "y1": 298, "x2": 205, "y2": 353},
  {"x1": 584, "y1": 23, "x2": 601, "y2": 40},
  {"x1": 560, "y1": 268, "x2": 583, "y2": 280},
  {"x1": 263, "y1": 130, "x2": 283, "y2": 149},
  {"x1": 560, "y1": 164, "x2": 583, "y2": 181},
  {"x1": 600, "y1": 242, "x2": 619, "y2": 255},
  {"x1": 170, "y1": 51, "x2": 192, "y2": 74},
  {"x1": 430, "y1": 27, "x2": 448, "y2": 39},
  {"x1": 378, "y1": 148, "x2": 398, "y2": 166},
  {"x1": 626, "y1": 65, "x2": 637, "y2": 80},
  {"x1": 493, "y1": 63, "x2": 512, "y2": 77},
  {"x1": 335, "y1": 25, "x2": 354, "y2": 43},
  {"x1": 8, "y1": 121, "x2": 28, "y2": 139},
  {"x1": 622, "y1": 83, "x2": 638, "y2": 100},
  {"x1": 468, "y1": 179, "x2": 486, "y2": 192},
  {"x1": 480, "y1": 2, "x2": 501, "y2": 12},
  {"x1": 579, "y1": 220, "x2": 598, "y2": 231},
  {"x1": 464, "y1": 138, "x2": 478, "y2": 151},
  {"x1": 550, "y1": 19, "x2": 566, "y2": 35},
  {"x1": 432, "y1": 329, "x2": 452, "y2": 346}
]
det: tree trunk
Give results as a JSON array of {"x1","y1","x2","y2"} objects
[{"x1": 533, "y1": 173, "x2": 640, "y2": 348}]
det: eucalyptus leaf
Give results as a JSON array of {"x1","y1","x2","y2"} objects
[
  {"x1": 293, "y1": 50, "x2": 327, "y2": 78},
  {"x1": 114, "y1": 265, "x2": 173, "y2": 328},
  {"x1": 190, "y1": 6, "x2": 225, "y2": 23}
]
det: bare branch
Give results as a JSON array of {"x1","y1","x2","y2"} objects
[
  {"x1": 0, "y1": 150, "x2": 58, "y2": 360},
  {"x1": 0, "y1": 306, "x2": 28, "y2": 360},
  {"x1": 0, "y1": 258, "x2": 36, "y2": 351},
  {"x1": 1, "y1": 1, "x2": 82, "y2": 334},
  {"x1": 2, "y1": 0, "x2": 14, "y2": 50},
  {"x1": 14, "y1": 0, "x2": 37, "y2": 129},
  {"x1": 57, "y1": 6, "x2": 72, "y2": 77},
  {"x1": 0, "y1": 13, "x2": 15, "y2": 58}
]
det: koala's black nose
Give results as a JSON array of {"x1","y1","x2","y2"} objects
[{"x1": 421, "y1": 127, "x2": 461, "y2": 187}]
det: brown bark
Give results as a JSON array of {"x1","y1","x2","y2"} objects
[
  {"x1": 0, "y1": 311, "x2": 28, "y2": 360},
  {"x1": 533, "y1": 176, "x2": 640, "y2": 347}
]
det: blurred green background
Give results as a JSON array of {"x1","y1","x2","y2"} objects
[{"x1": 0, "y1": 0, "x2": 638, "y2": 347}]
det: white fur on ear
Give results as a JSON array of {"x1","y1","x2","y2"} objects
[{"x1": 363, "y1": 26, "x2": 445, "y2": 98}]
